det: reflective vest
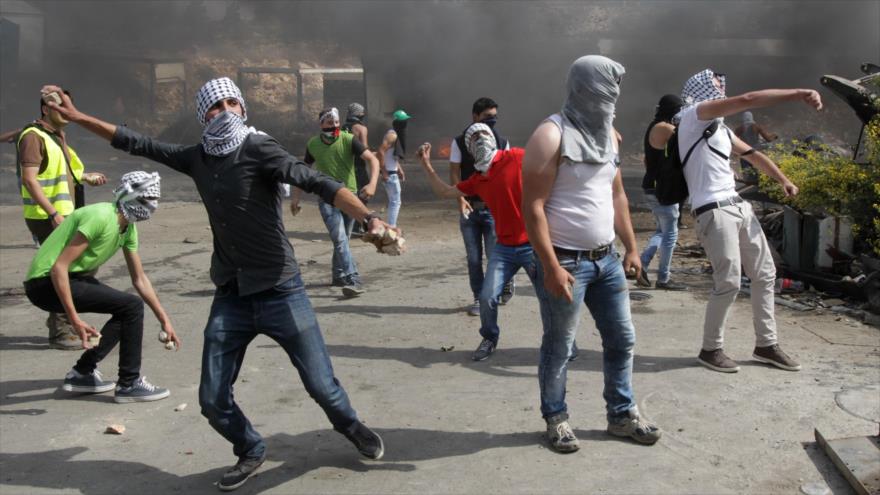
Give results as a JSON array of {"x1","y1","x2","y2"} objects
[{"x1": 17, "y1": 126, "x2": 84, "y2": 220}]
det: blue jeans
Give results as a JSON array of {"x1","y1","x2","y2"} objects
[
  {"x1": 199, "y1": 275, "x2": 359, "y2": 459},
  {"x1": 535, "y1": 250, "x2": 636, "y2": 422},
  {"x1": 459, "y1": 207, "x2": 496, "y2": 300},
  {"x1": 639, "y1": 193, "x2": 679, "y2": 284},
  {"x1": 479, "y1": 242, "x2": 538, "y2": 344},
  {"x1": 384, "y1": 174, "x2": 402, "y2": 227},
  {"x1": 318, "y1": 199, "x2": 358, "y2": 282}
]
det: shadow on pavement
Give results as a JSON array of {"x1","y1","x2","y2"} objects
[{"x1": 0, "y1": 379, "x2": 116, "y2": 409}]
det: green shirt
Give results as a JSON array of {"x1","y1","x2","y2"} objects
[
  {"x1": 306, "y1": 132, "x2": 358, "y2": 192},
  {"x1": 26, "y1": 202, "x2": 138, "y2": 281}
]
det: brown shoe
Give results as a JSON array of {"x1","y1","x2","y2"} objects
[
  {"x1": 697, "y1": 348, "x2": 740, "y2": 373},
  {"x1": 49, "y1": 334, "x2": 82, "y2": 350},
  {"x1": 753, "y1": 344, "x2": 801, "y2": 371}
]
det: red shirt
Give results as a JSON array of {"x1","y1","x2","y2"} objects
[{"x1": 456, "y1": 148, "x2": 528, "y2": 246}]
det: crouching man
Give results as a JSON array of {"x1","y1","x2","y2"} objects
[{"x1": 23, "y1": 171, "x2": 176, "y2": 403}]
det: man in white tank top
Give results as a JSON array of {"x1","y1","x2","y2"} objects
[
  {"x1": 522, "y1": 55, "x2": 661, "y2": 453},
  {"x1": 376, "y1": 109, "x2": 410, "y2": 227},
  {"x1": 678, "y1": 69, "x2": 821, "y2": 374}
]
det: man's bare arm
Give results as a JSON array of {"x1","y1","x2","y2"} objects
[
  {"x1": 124, "y1": 249, "x2": 180, "y2": 348},
  {"x1": 49, "y1": 234, "x2": 101, "y2": 347},
  {"x1": 648, "y1": 122, "x2": 676, "y2": 150},
  {"x1": 697, "y1": 88, "x2": 822, "y2": 121},
  {"x1": 733, "y1": 134, "x2": 798, "y2": 197},
  {"x1": 611, "y1": 169, "x2": 642, "y2": 277},
  {"x1": 21, "y1": 164, "x2": 63, "y2": 226},
  {"x1": 416, "y1": 143, "x2": 465, "y2": 199}
]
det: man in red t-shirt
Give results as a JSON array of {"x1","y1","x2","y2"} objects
[{"x1": 417, "y1": 123, "x2": 546, "y2": 361}]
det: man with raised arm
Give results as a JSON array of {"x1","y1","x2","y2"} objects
[
  {"x1": 677, "y1": 69, "x2": 820, "y2": 373},
  {"x1": 42, "y1": 78, "x2": 391, "y2": 492}
]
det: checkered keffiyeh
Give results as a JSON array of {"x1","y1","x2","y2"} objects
[
  {"x1": 195, "y1": 77, "x2": 248, "y2": 124},
  {"x1": 347, "y1": 103, "x2": 365, "y2": 118},
  {"x1": 114, "y1": 171, "x2": 161, "y2": 222},
  {"x1": 681, "y1": 69, "x2": 726, "y2": 106}
]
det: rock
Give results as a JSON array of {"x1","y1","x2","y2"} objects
[
  {"x1": 165, "y1": 341, "x2": 176, "y2": 351},
  {"x1": 799, "y1": 481, "x2": 830, "y2": 495},
  {"x1": 174, "y1": 403, "x2": 187, "y2": 412},
  {"x1": 105, "y1": 424, "x2": 125, "y2": 435},
  {"x1": 183, "y1": 237, "x2": 199, "y2": 244},
  {"x1": 158, "y1": 330, "x2": 169, "y2": 343},
  {"x1": 440, "y1": 346, "x2": 455, "y2": 352}
]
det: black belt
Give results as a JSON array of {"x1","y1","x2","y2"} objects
[
  {"x1": 693, "y1": 196, "x2": 743, "y2": 217},
  {"x1": 469, "y1": 199, "x2": 488, "y2": 210},
  {"x1": 387, "y1": 170, "x2": 399, "y2": 175},
  {"x1": 554, "y1": 244, "x2": 612, "y2": 262}
]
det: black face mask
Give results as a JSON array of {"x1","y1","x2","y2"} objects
[
  {"x1": 480, "y1": 116, "x2": 498, "y2": 128},
  {"x1": 392, "y1": 120, "x2": 407, "y2": 132}
]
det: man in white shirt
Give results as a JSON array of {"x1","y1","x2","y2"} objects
[{"x1": 677, "y1": 69, "x2": 822, "y2": 373}]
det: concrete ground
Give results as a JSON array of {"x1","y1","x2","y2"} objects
[{"x1": 0, "y1": 199, "x2": 877, "y2": 495}]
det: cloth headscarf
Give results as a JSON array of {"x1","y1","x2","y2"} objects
[
  {"x1": 681, "y1": 69, "x2": 726, "y2": 106},
  {"x1": 464, "y1": 123, "x2": 497, "y2": 173},
  {"x1": 654, "y1": 94, "x2": 684, "y2": 124},
  {"x1": 195, "y1": 77, "x2": 257, "y2": 157},
  {"x1": 559, "y1": 55, "x2": 625, "y2": 165},
  {"x1": 742, "y1": 111, "x2": 755, "y2": 125},
  {"x1": 343, "y1": 103, "x2": 366, "y2": 131},
  {"x1": 114, "y1": 171, "x2": 160, "y2": 222},
  {"x1": 319, "y1": 108, "x2": 341, "y2": 140}
]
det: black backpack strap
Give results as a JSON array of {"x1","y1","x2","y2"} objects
[{"x1": 682, "y1": 121, "x2": 730, "y2": 166}]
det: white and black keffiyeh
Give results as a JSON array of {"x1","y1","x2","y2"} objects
[
  {"x1": 195, "y1": 77, "x2": 258, "y2": 156},
  {"x1": 681, "y1": 69, "x2": 726, "y2": 106},
  {"x1": 559, "y1": 55, "x2": 625, "y2": 165},
  {"x1": 114, "y1": 171, "x2": 161, "y2": 222},
  {"x1": 347, "y1": 103, "x2": 365, "y2": 119},
  {"x1": 464, "y1": 123, "x2": 497, "y2": 172}
]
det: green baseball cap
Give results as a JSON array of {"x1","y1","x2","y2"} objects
[{"x1": 392, "y1": 109, "x2": 412, "y2": 121}]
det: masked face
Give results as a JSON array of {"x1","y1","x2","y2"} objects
[
  {"x1": 319, "y1": 108, "x2": 341, "y2": 141},
  {"x1": 469, "y1": 132, "x2": 497, "y2": 173},
  {"x1": 115, "y1": 171, "x2": 161, "y2": 222}
]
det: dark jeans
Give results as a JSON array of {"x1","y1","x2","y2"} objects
[
  {"x1": 459, "y1": 206, "x2": 496, "y2": 300},
  {"x1": 24, "y1": 275, "x2": 144, "y2": 386},
  {"x1": 199, "y1": 274, "x2": 359, "y2": 460}
]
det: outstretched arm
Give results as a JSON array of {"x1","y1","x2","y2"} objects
[
  {"x1": 41, "y1": 85, "x2": 116, "y2": 141},
  {"x1": 123, "y1": 249, "x2": 180, "y2": 349},
  {"x1": 416, "y1": 143, "x2": 465, "y2": 199},
  {"x1": 733, "y1": 134, "x2": 798, "y2": 197},
  {"x1": 697, "y1": 88, "x2": 822, "y2": 121},
  {"x1": 522, "y1": 121, "x2": 575, "y2": 303}
]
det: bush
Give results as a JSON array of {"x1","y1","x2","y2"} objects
[{"x1": 761, "y1": 113, "x2": 880, "y2": 256}]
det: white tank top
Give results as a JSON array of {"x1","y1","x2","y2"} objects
[
  {"x1": 383, "y1": 130, "x2": 399, "y2": 172},
  {"x1": 543, "y1": 114, "x2": 617, "y2": 250}
]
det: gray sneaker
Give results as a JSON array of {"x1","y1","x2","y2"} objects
[
  {"x1": 218, "y1": 452, "x2": 266, "y2": 491},
  {"x1": 753, "y1": 344, "x2": 801, "y2": 371},
  {"x1": 697, "y1": 348, "x2": 740, "y2": 373},
  {"x1": 472, "y1": 338, "x2": 496, "y2": 361},
  {"x1": 62, "y1": 368, "x2": 115, "y2": 393},
  {"x1": 546, "y1": 414, "x2": 580, "y2": 453},
  {"x1": 655, "y1": 279, "x2": 687, "y2": 291},
  {"x1": 607, "y1": 407, "x2": 662, "y2": 445},
  {"x1": 114, "y1": 376, "x2": 170, "y2": 403},
  {"x1": 341, "y1": 276, "x2": 365, "y2": 298},
  {"x1": 467, "y1": 299, "x2": 480, "y2": 316}
]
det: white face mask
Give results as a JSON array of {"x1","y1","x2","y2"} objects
[{"x1": 470, "y1": 135, "x2": 497, "y2": 173}]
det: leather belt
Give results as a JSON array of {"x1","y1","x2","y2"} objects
[
  {"x1": 693, "y1": 196, "x2": 743, "y2": 217},
  {"x1": 554, "y1": 244, "x2": 612, "y2": 262}
]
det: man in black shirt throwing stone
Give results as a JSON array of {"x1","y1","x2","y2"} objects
[{"x1": 41, "y1": 78, "x2": 390, "y2": 492}]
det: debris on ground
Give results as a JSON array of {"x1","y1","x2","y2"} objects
[
  {"x1": 174, "y1": 403, "x2": 187, "y2": 412},
  {"x1": 104, "y1": 424, "x2": 125, "y2": 435}
]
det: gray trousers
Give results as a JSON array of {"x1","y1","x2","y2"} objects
[{"x1": 695, "y1": 201, "x2": 777, "y2": 351}]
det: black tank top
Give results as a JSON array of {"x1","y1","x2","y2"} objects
[{"x1": 642, "y1": 121, "x2": 664, "y2": 192}]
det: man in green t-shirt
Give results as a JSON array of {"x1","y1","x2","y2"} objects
[
  {"x1": 23, "y1": 171, "x2": 177, "y2": 403},
  {"x1": 291, "y1": 107, "x2": 380, "y2": 297}
]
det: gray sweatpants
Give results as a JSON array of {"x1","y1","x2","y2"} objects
[{"x1": 695, "y1": 201, "x2": 777, "y2": 351}]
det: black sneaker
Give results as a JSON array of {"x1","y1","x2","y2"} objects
[
  {"x1": 500, "y1": 280, "x2": 515, "y2": 305},
  {"x1": 218, "y1": 453, "x2": 266, "y2": 491},
  {"x1": 62, "y1": 368, "x2": 115, "y2": 393},
  {"x1": 655, "y1": 279, "x2": 687, "y2": 291},
  {"x1": 331, "y1": 278, "x2": 347, "y2": 287},
  {"x1": 568, "y1": 340, "x2": 579, "y2": 362},
  {"x1": 341, "y1": 276, "x2": 365, "y2": 298},
  {"x1": 343, "y1": 420, "x2": 384, "y2": 460},
  {"x1": 635, "y1": 269, "x2": 651, "y2": 288},
  {"x1": 472, "y1": 338, "x2": 496, "y2": 361},
  {"x1": 114, "y1": 376, "x2": 170, "y2": 403}
]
